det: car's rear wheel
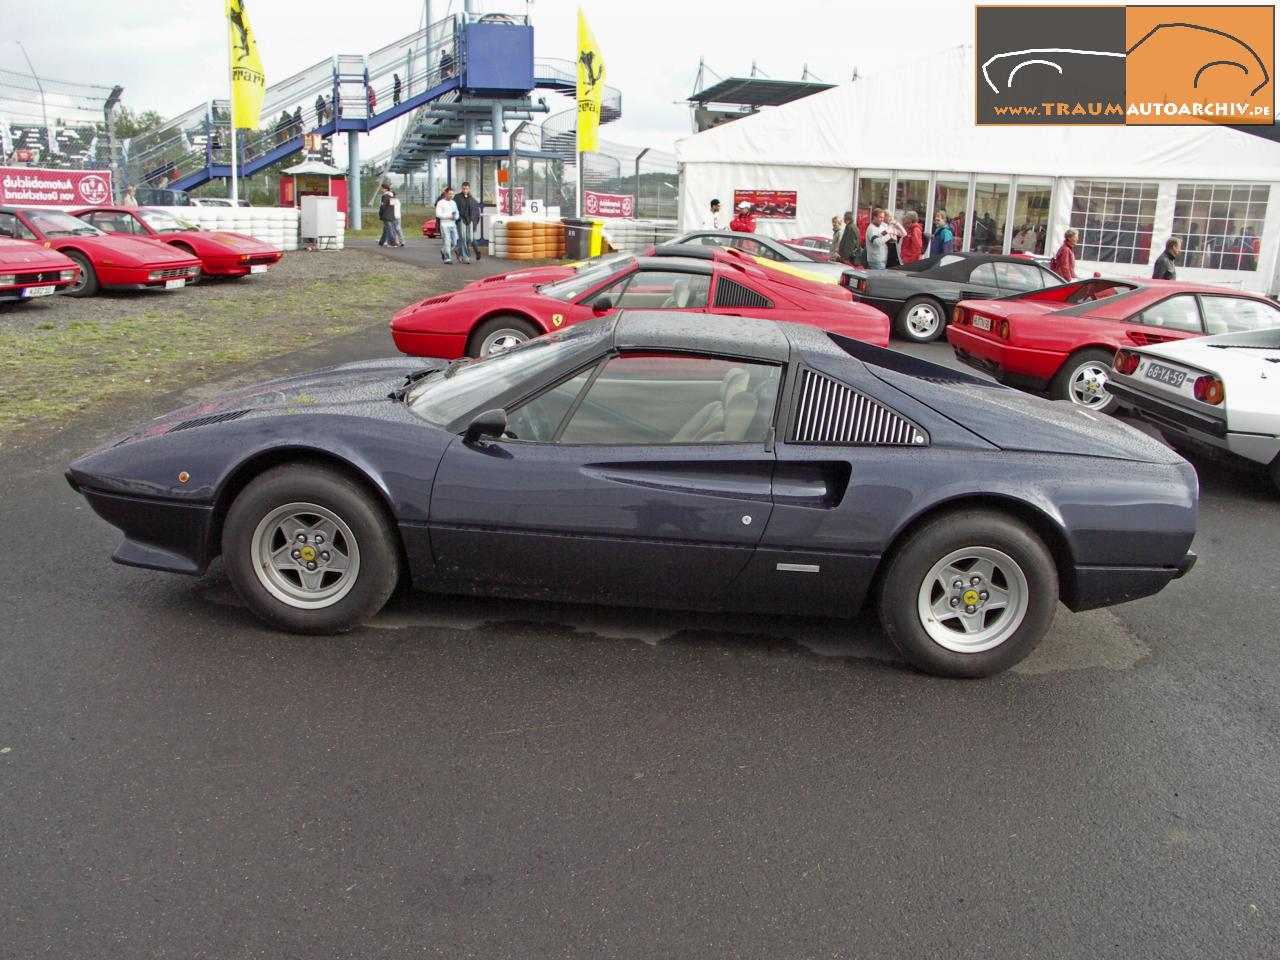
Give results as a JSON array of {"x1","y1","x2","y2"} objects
[
  {"x1": 897, "y1": 296, "x2": 947, "y2": 343},
  {"x1": 1270, "y1": 455, "x2": 1280, "y2": 495},
  {"x1": 64, "y1": 251, "x2": 99, "y2": 298},
  {"x1": 1053, "y1": 348, "x2": 1118, "y2": 413},
  {"x1": 469, "y1": 314, "x2": 538, "y2": 357},
  {"x1": 222, "y1": 464, "x2": 401, "y2": 634},
  {"x1": 877, "y1": 510, "x2": 1058, "y2": 677}
]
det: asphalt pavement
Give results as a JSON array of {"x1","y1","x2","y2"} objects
[{"x1": 2, "y1": 259, "x2": 1278, "y2": 959}]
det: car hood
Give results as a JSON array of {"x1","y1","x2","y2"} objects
[
  {"x1": 862, "y1": 361, "x2": 1185, "y2": 464},
  {"x1": 191, "y1": 230, "x2": 279, "y2": 253},
  {"x1": 66, "y1": 234, "x2": 200, "y2": 264},
  {"x1": 0, "y1": 237, "x2": 74, "y2": 269},
  {"x1": 93, "y1": 357, "x2": 444, "y2": 451}
]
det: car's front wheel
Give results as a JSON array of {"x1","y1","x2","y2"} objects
[
  {"x1": 222, "y1": 464, "x2": 401, "y2": 634},
  {"x1": 896, "y1": 296, "x2": 947, "y2": 343},
  {"x1": 64, "y1": 251, "x2": 99, "y2": 298},
  {"x1": 877, "y1": 510, "x2": 1058, "y2": 677},
  {"x1": 469, "y1": 314, "x2": 538, "y2": 357},
  {"x1": 1053, "y1": 348, "x2": 1119, "y2": 413},
  {"x1": 1270, "y1": 455, "x2": 1280, "y2": 496}
]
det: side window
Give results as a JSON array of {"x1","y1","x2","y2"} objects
[
  {"x1": 733, "y1": 237, "x2": 781, "y2": 260},
  {"x1": 994, "y1": 261, "x2": 1047, "y2": 292},
  {"x1": 969, "y1": 262, "x2": 997, "y2": 286},
  {"x1": 1139, "y1": 295, "x2": 1203, "y2": 333},
  {"x1": 1201, "y1": 296, "x2": 1280, "y2": 334},
  {"x1": 0, "y1": 212, "x2": 15, "y2": 238},
  {"x1": 558, "y1": 354, "x2": 780, "y2": 445},
  {"x1": 504, "y1": 368, "x2": 594, "y2": 442},
  {"x1": 611, "y1": 271, "x2": 710, "y2": 309}
]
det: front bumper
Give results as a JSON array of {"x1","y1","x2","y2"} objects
[{"x1": 389, "y1": 327, "x2": 467, "y2": 359}]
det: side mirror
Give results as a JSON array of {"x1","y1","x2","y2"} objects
[
  {"x1": 463, "y1": 408, "x2": 507, "y2": 447},
  {"x1": 592, "y1": 294, "x2": 615, "y2": 314}
]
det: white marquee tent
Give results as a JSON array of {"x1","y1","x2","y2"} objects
[{"x1": 676, "y1": 46, "x2": 1280, "y2": 294}]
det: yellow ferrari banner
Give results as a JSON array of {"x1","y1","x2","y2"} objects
[
  {"x1": 227, "y1": 0, "x2": 265, "y2": 129},
  {"x1": 576, "y1": 8, "x2": 605, "y2": 154}
]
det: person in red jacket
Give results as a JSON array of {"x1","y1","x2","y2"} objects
[
  {"x1": 900, "y1": 211, "x2": 924, "y2": 264},
  {"x1": 729, "y1": 200, "x2": 757, "y2": 233},
  {"x1": 1049, "y1": 228, "x2": 1076, "y2": 281}
]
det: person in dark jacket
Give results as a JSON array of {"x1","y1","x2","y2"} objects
[
  {"x1": 454, "y1": 180, "x2": 481, "y2": 263},
  {"x1": 377, "y1": 184, "x2": 396, "y2": 247},
  {"x1": 929, "y1": 211, "x2": 955, "y2": 256},
  {"x1": 836, "y1": 210, "x2": 861, "y2": 264},
  {"x1": 1152, "y1": 238, "x2": 1180, "y2": 280},
  {"x1": 315, "y1": 94, "x2": 327, "y2": 126},
  {"x1": 393, "y1": 74, "x2": 402, "y2": 106}
]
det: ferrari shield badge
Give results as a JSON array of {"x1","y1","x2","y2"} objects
[{"x1": 551, "y1": 314, "x2": 564, "y2": 327}]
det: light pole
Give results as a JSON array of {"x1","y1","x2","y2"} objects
[
  {"x1": 15, "y1": 41, "x2": 50, "y2": 158},
  {"x1": 104, "y1": 85, "x2": 124, "y2": 201}
]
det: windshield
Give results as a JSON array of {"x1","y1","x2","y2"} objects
[
  {"x1": 138, "y1": 209, "x2": 196, "y2": 233},
  {"x1": 25, "y1": 210, "x2": 101, "y2": 238},
  {"x1": 540, "y1": 256, "x2": 634, "y2": 302},
  {"x1": 407, "y1": 324, "x2": 601, "y2": 424}
]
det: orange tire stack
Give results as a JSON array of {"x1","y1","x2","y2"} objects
[
  {"x1": 552, "y1": 221, "x2": 566, "y2": 258},
  {"x1": 506, "y1": 220, "x2": 534, "y2": 260}
]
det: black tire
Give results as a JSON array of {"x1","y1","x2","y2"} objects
[
  {"x1": 877, "y1": 509, "x2": 1059, "y2": 678},
  {"x1": 468, "y1": 314, "x2": 538, "y2": 357},
  {"x1": 221, "y1": 463, "x2": 401, "y2": 634},
  {"x1": 64, "y1": 251, "x2": 99, "y2": 298},
  {"x1": 1270, "y1": 455, "x2": 1280, "y2": 496},
  {"x1": 896, "y1": 295, "x2": 947, "y2": 343},
  {"x1": 1051, "y1": 348, "x2": 1119, "y2": 413}
]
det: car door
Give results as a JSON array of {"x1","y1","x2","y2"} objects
[
  {"x1": 993, "y1": 260, "x2": 1051, "y2": 294},
  {"x1": 584, "y1": 267, "x2": 711, "y2": 312},
  {"x1": 1128, "y1": 294, "x2": 1205, "y2": 343},
  {"x1": 428, "y1": 351, "x2": 781, "y2": 603}
]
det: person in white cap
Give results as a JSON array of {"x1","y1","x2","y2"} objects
[{"x1": 729, "y1": 200, "x2": 757, "y2": 233}]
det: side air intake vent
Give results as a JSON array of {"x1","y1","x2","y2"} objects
[
  {"x1": 167, "y1": 410, "x2": 251, "y2": 433},
  {"x1": 791, "y1": 369, "x2": 928, "y2": 446},
  {"x1": 714, "y1": 278, "x2": 773, "y2": 309}
]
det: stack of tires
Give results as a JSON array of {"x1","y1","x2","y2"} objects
[
  {"x1": 551, "y1": 221, "x2": 566, "y2": 258},
  {"x1": 506, "y1": 220, "x2": 535, "y2": 260},
  {"x1": 279, "y1": 209, "x2": 300, "y2": 252},
  {"x1": 489, "y1": 218, "x2": 508, "y2": 259}
]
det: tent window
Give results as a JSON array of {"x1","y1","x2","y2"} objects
[
  {"x1": 1173, "y1": 183, "x2": 1267, "y2": 272},
  {"x1": 970, "y1": 181, "x2": 1010, "y2": 254},
  {"x1": 1070, "y1": 180, "x2": 1158, "y2": 265}
]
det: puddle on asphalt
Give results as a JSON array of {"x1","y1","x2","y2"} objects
[{"x1": 200, "y1": 578, "x2": 1150, "y2": 675}]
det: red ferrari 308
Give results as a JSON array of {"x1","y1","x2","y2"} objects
[
  {"x1": 947, "y1": 277, "x2": 1280, "y2": 412},
  {"x1": 0, "y1": 236, "x2": 79, "y2": 303},
  {"x1": 0, "y1": 206, "x2": 200, "y2": 297},
  {"x1": 71, "y1": 206, "x2": 282, "y2": 281},
  {"x1": 390, "y1": 247, "x2": 889, "y2": 358}
]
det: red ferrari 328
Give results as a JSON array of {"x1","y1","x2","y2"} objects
[
  {"x1": 947, "y1": 276, "x2": 1280, "y2": 412},
  {"x1": 391, "y1": 247, "x2": 889, "y2": 358}
]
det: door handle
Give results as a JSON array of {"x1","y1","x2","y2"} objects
[{"x1": 773, "y1": 462, "x2": 852, "y2": 508}]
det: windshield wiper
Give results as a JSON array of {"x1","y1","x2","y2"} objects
[{"x1": 389, "y1": 359, "x2": 466, "y2": 401}]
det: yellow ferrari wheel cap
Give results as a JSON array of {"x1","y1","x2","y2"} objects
[
  {"x1": 300, "y1": 546, "x2": 317, "y2": 563},
  {"x1": 962, "y1": 589, "x2": 979, "y2": 606}
]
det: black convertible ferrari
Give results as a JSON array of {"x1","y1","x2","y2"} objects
[
  {"x1": 67, "y1": 313, "x2": 1197, "y2": 678},
  {"x1": 846, "y1": 252, "x2": 1063, "y2": 343}
]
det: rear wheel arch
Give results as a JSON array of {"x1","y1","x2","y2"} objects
[
  {"x1": 872, "y1": 494, "x2": 1074, "y2": 606},
  {"x1": 210, "y1": 447, "x2": 403, "y2": 568}
]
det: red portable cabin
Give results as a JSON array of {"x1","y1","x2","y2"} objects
[{"x1": 278, "y1": 160, "x2": 349, "y2": 215}]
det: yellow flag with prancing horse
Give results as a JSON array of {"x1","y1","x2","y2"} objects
[
  {"x1": 576, "y1": 8, "x2": 605, "y2": 153},
  {"x1": 227, "y1": 0, "x2": 266, "y2": 129}
]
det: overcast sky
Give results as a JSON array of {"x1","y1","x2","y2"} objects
[{"x1": 1, "y1": 0, "x2": 978, "y2": 155}]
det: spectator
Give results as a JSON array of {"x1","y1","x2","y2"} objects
[
  {"x1": 276, "y1": 110, "x2": 291, "y2": 145},
  {"x1": 367, "y1": 84, "x2": 377, "y2": 115},
  {"x1": 829, "y1": 215, "x2": 841, "y2": 257},
  {"x1": 393, "y1": 74, "x2": 403, "y2": 106},
  {"x1": 292, "y1": 107, "x2": 303, "y2": 139},
  {"x1": 315, "y1": 94, "x2": 327, "y2": 126},
  {"x1": 435, "y1": 186, "x2": 460, "y2": 264},
  {"x1": 440, "y1": 47, "x2": 455, "y2": 79},
  {"x1": 455, "y1": 180, "x2": 481, "y2": 263},
  {"x1": 377, "y1": 184, "x2": 396, "y2": 247},
  {"x1": 700, "y1": 198, "x2": 724, "y2": 230},
  {"x1": 864, "y1": 207, "x2": 891, "y2": 270},
  {"x1": 883, "y1": 211, "x2": 905, "y2": 268},
  {"x1": 1049, "y1": 229, "x2": 1077, "y2": 281},
  {"x1": 929, "y1": 211, "x2": 954, "y2": 256},
  {"x1": 900, "y1": 210, "x2": 924, "y2": 264},
  {"x1": 121, "y1": 185, "x2": 139, "y2": 207},
  {"x1": 837, "y1": 210, "x2": 861, "y2": 265},
  {"x1": 390, "y1": 190, "x2": 405, "y2": 247},
  {"x1": 729, "y1": 200, "x2": 756, "y2": 233},
  {"x1": 1152, "y1": 237, "x2": 1180, "y2": 280}
]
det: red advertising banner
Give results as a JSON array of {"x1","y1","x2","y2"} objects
[
  {"x1": 733, "y1": 189, "x2": 797, "y2": 220},
  {"x1": 583, "y1": 190, "x2": 634, "y2": 219},
  {"x1": 0, "y1": 166, "x2": 113, "y2": 206},
  {"x1": 497, "y1": 185, "x2": 525, "y2": 215}
]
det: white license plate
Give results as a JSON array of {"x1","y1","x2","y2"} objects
[
  {"x1": 164, "y1": 278, "x2": 186, "y2": 289},
  {"x1": 249, "y1": 264, "x2": 268, "y2": 274},
  {"x1": 22, "y1": 285, "x2": 56, "y2": 298},
  {"x1": 972, "y1": 315, "x2": 992, "y2": 331}
]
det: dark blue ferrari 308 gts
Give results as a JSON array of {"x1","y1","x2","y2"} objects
[{"x1": 66, "y1": 313, "x2": 1198, "y2": 677}]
